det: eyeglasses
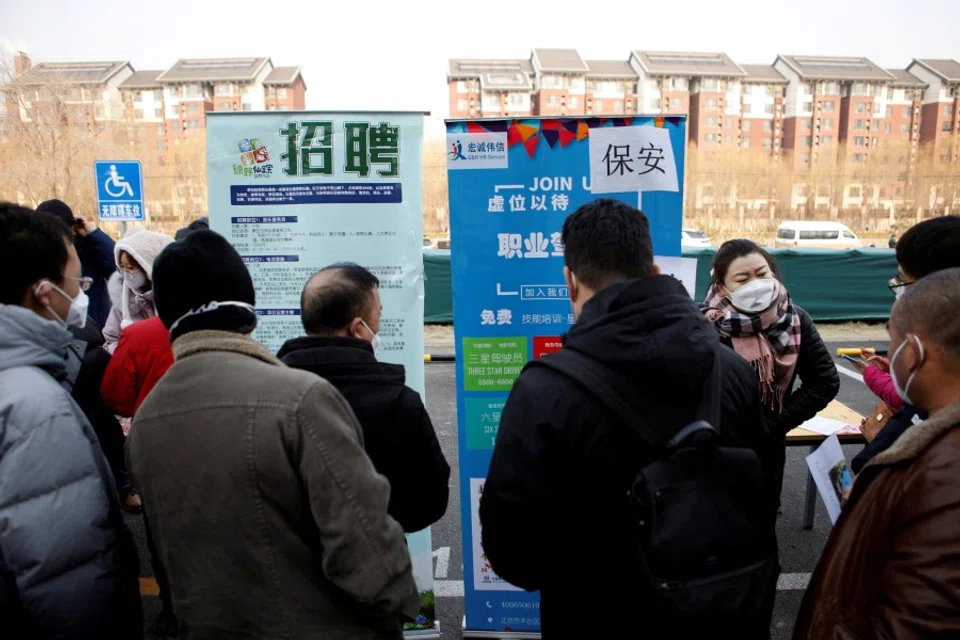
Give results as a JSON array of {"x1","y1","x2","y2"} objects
[
  {"x1": 887, "y1": 276, "x2": 912, "y2": 297},
  {"x1": 67, "y1": 276, "x2": 94, "y2": 292}
]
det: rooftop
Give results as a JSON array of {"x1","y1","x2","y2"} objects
[
  {"x1": 156, "y1": 57, "x2": 271, "y2": 83},
  {"x1": 584, "y1": 59, "x2": 637, "y2": 78},
  {"x1": 631, "y1": 51, "x2": 745, "y2": 77},
  {"x1": 263, "y1": 66, "x2": 303, "y2": 86},
  {"x1": 886, "y1": 69, "x2": 926, "y2": 88},
  {"x1": 532, "y1": 48, "x2": 589, "y2": 73},
  {"x1": 15, "y1": 61, "x2": 131, "y2": 85},
  {"x1": 739, "y1": 64, "x2": 788, "y2": 84},
  {"x1": 447, "y1": 58, "x2": 533, "y2": 78},
  {"x1": 911, "y1": 58, "x2": 960, "y2": 83},
  {"x1": 119, "y1": 70, "x2": 163, "y2": 90},
  {"x1": 776, "y1": 55, "x2": 895, "y2": 82}
]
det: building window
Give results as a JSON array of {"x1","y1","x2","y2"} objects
[
  {"x1": 854, "y1": 136, "x2": 865, "y2": 147},
  {"x1": 764, "y1": 104, "x2": 774, "y2": 114},
  {"x1": 855, "y1": 102, "x2": 867, "y2": 113},
  {"x1": 548, "y1": 95, "x2": 559, "y2": 106},
  {"x1": 94, "y1": 105, "x2": 105, "y2": 119},
  {"x1": 764, "y1": 86, "x2": 776, "y2": 98},
  {"x1": 670, "y1": 78, "x2": 688, "y2": 91},
  {"x1": 900, "y1": 123, "x2": 909, "y2": 134},
  {"x1": 651, "y1": 98, "x2": 661, "y2": 110},
  {"x1": 762, "y1": 138, "x2": 772, "y2": 148},
  {"x1": 821, "y1": 135, "x2": 832, "y2": 145},
  {"x1": 742, "y1": 120, "x2": 751, "y2": 132},
  {"x1": 704, "y1": 133, "x2": 716, "y2": 144},
  {"x1": 542, "y1": 75, "x2": 563, "y2": 89},
  {"x1": 742, "y1": 137, "x2": 750, "y2": 149},
  {"x1": 157, "y1": 140, "x2": 166, "y2": 150},
  {"x1": 886, "y1": 106, "x2": 893, "y2": 117},
  {"x1": 944, "y1": 104, "x2": 956, "y2": 116},
  {"x1": 822, "y1": 81, "x2": 840, "y2": 95},
  {"x1": 186, "y1": 103, "x2": 199, "y2": 114},
  {"x1": 851, "y1": 83, "x2": 870, "y2": 97},
  {"x1": 725, "y1": 134, "x2": 733, "y2": 144},
  {"x1": 872, "y1": 137, "x2": 878, "y2": 147},
  {"x1": 802, "y1": 136, "x2": 812, "y2": 146},
  {"x1": 242, "y1": 103, "x2": 252, "y2": 111},
  {"x1": 569, "y1": 96, "x2": 579, "y2": 108},
  {"x1": 277, "y1": 105, "x2": 289, "y2": 111},
  {"x1": 276, "y1": 88, "x2": 287, "y2": 99},
  {"x1": 823, "y1": 119, "x2": 834, "y2": 130},
  {"x1": 594, "y1": 99, "x2": 604, "y2": 111},
  {"x1": 802, "y1": 101, "x2": 813, "y2": 112},
  {"x1": 456, "y1": 99, "x2": 468, "y2": 111},
  {"x1": 155, "y1": 124, "x2": 164, "y2": 135},
  {"x1": 705, "y1": 98, "x2": 718, "y2": 109},
  {"x1": 902, "y1": 107, "x2": 911, "y2": 118},
  {"x1": 854, "y1": 119, "x2": 865, "y2": 130},
  {"x1": 801, "y1": 153, "x2": 810, "y2": 163},
  {"x1": 802, "y1": 119, "x2": 812, "y2": 130},
  {"x1": 183, "y1": 84, "x2": 202, "y2": 98},
  {"x1": 943, "y1": 121, "x2": 953, "y2": 132},
  {"x1": 762, "y1": 120, "x2": 773, "y2": 132},
  {"x1": 823, "y1": 101, "x2": 835, "y2": 113},
  {"x1": 613, "y1": 100, "x2": 623, "y2": 112},
  {"x1": 219, "y1": 101, "x2": 233, "y2": 111},
  {"x1": 725, "y1": 116, "x2": 735, "y2": 128},
  {"x1": 701, "y1": 78, "x2": 722, "y2": 92},
  {"x1": 884, "y1": 122, "x2": 892, "y2": 134},
  {"x1": 706, "y1": 116, "x2": 718, "y2": 127},
  {"x1": 456, "y1": 81, "x2": 469, "y2": 94},
  {"x1": 670, "y1": 97, "x2": 682, "y2": 108},
  {"x1": 214, "y1": 84, "x2": 232, "y2": 97},
  {"x1": 134, "y1": 108, "x2": 144, "y2": 119}
]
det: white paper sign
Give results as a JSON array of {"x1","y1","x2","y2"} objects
[
  {"x1": 654, "y1": 255, "x2": 698, "y2": 298},
  {"x1": 589, "y1": 125, "x2": 679, "y2": 194},
  {"x1": 805, "y1": 434, "x2": 854, "y2": 524}
]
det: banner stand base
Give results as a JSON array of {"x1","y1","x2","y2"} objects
[{"x1": 462, "y1": 617, "x2": 541, "y2": 639}]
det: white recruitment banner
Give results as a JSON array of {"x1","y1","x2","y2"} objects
[{"x1": 206, "y1": 112, "x2": 437, "y2": 635}]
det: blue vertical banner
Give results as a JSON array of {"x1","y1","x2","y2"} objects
[{"x1": 445, "y1": 116, "x2": 686, "y2": 636}]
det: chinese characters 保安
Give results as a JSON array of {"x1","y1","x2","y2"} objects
[{"x1": 602, "y1": 142, "x2": 666, "y2": 177}]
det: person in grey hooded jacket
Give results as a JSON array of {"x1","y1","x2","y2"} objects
[{"x1": 0, "y1": 202, "x2": 142, "y2": 639}]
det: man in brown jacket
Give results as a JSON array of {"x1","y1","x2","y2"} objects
[
  {"x1": 128, "y1": 230, "x2": 420, "y2": 639},
  {"x1": 794, "y1": 267, "x2": 960, "y2": 639}
]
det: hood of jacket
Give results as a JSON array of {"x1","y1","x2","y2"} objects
[
  {"x1": 563, "y1": 275, "x2": 722, "y2": 399},
  {"x1": 277, "y1": 336, "x2": 407, "y2": 388},
  {"x1": 113, "y1": 227, "x2": 174, "y2": 277},
  {"x1": 0, "y1": 303, "x2": 73, "y2": 374}
]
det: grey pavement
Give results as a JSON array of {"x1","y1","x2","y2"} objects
[{"x1": 130, "y1": 338, "x2": 889, "y2": 639}]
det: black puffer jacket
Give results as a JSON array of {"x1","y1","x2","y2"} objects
[
  {"x1": 480, "y1": 276, "x2": 777, "y2": 639},
  {"x1": 720, "y1": 306, "x2": 840, "y2": 439},
  {"x1": 277, "y1": 336, "x2": 450, "y2": 533}
]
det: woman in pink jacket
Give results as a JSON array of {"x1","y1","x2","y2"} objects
[{"x1": 852, "y1": 349, "x2": 902, "y2": 412}]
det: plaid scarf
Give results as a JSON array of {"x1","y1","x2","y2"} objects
[{"x1": 701, "y1": 279, "x2": 802, "y2": 411}]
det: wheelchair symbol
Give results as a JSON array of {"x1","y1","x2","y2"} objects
[{"x1": 104, "y1": 164, "x2": 135, "y2": 198}]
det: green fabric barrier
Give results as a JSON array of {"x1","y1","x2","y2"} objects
[
  {"x1": 423, "y1": 247, "x2": 898, "y2": 324},
  {"x1": 423, "y1": 249, "x2": 453, "y2": 323}
]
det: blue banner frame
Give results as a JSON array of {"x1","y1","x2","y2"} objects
[{"x1": 446, "y1": 116, "x2": 687, "y2": 635}]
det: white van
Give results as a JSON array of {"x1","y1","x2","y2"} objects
[{"x1": 774, "y1": 221, "x2": 861, "y2": 249}]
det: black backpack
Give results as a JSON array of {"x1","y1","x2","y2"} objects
[{"x1": 529, "y1": 347, "x2": 778, "y2": 625}]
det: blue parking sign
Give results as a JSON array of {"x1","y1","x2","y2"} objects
[{"x1": 94, "y1": 160, "x2": 144, "y2": 221}]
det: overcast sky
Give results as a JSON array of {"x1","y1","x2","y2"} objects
[{"x1": 3, "y1": 0, "x2": 958, "y2": 120}]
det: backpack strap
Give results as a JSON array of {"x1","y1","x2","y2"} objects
[{"x1": 528, "y1": 346, "x2": 723, "y2": 449}]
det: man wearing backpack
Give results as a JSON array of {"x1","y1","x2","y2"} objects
[{"x1": 480, "y1": 198, "x2": 779, "y2": 639}]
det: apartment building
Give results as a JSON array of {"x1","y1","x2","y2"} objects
[{"x1": 906, "y1": 59, "x2": 960, "y2": 161}]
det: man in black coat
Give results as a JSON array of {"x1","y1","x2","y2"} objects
[
  {"x1": 479, "y1": 199, "x2": 776, "y2": 639},
  {"x1": 278, "y1": 263, "x2": 450, "y2": 533},
  {"x1": 36, "y1": 199, "x2": 116, "y2": 328}
]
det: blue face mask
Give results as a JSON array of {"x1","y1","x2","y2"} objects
[{"x1": 890, "y1": 335, "x2": 925, "y2": 406}]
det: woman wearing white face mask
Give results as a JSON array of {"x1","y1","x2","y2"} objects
[
  {"x1": 102, "y1": 227, "x2": 174, "y2": 354},
  {"x1": 702, "y1": 239, "x2": 840, "y2": 503}
]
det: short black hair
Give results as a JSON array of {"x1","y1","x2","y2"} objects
[
  {"x1": 0, "y1": 202, "x2": 72, "y2": 305},
  {"x1": 301, "y1": 262, "x2": 380, "y2": 335},
  {"x1": 561, "y1": 198, "x2": 654, "y2": 290},
  {"x1": 896, "y1": 215, "x2": 960, "y2": 280},
  {"x1": 35, "y1": 198, "x2": 75, "y2": 229},
  {"x1": 892, "y1": 267, "x2": 960, "y2": 361},
  {"x1": 711, "y1": 239, "x2": 782, "y2": 286}
]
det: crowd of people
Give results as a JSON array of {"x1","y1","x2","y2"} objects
[{"x1": 1, "y1": 196, "x2": 958, "y2": 639}]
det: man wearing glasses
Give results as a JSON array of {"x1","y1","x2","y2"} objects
[
  {"x1": 0, "y1": 203, "x2": 142, "y2": 638},
  {"x1": 853, "y1": 215, "x2": 960, "y2": 474}
]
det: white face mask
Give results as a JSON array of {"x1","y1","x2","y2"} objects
[
  {"x1": 890, "y1": 335, "x2": 925, "y2": 406},
  {"x1": 124, "y1": 270, "x2": 147, "y2": 292},
  {"x1": 36, "y1": 281, "x2": 89, "y2": 329},
  {"x1": 168, "y1": 300, "x2": 257, "y2": 335},
  {"x1": 729, "y1": 278, "x2": 777, "y2": 314},
  {"x1": 360, "y1": 320, "x2": 381, "y2": 355}
]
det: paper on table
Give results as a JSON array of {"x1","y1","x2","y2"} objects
[
  {"x1": 805, "y1": 434, "x2": 854, "y2": 524},
  {"x1": 799, "y1": 416, "x2": 849, "y2": 437}
]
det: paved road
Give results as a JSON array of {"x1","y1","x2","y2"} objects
[{"x1": 130, "y1": 339, "x2": 888, "y2": 638}]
